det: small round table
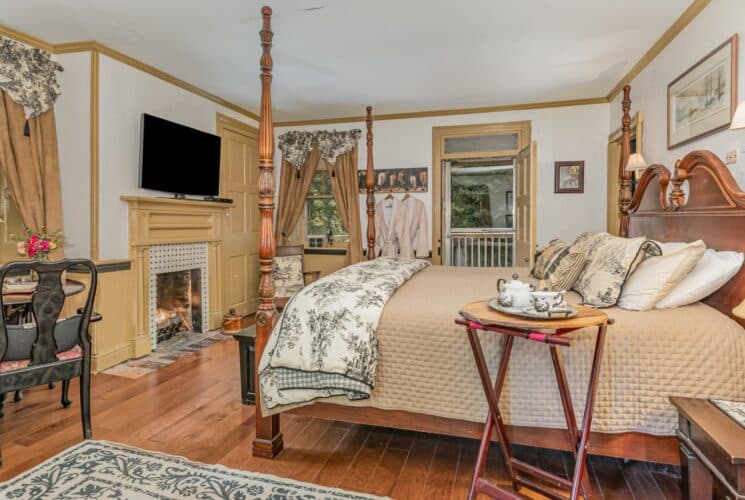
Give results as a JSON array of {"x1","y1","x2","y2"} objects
[
  {"x1": 2, "y1": 279, "x2": 86, "y2": 306},
  {"x1": 457, "y1": 301, "x2": 612, "y2": 500}
]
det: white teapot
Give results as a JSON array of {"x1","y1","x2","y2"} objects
[{"x1": 496, "y1": 274, "x2": 534, "y2": 309}]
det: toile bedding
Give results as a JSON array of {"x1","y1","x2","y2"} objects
[
  {"x1": 261, "y1": 265, "x2": 745, "y2": 436},
  {"x1": 259, "y1": 257, "x2": 430, "y2": 410}
]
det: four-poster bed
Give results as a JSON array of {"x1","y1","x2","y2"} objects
[{"x1": 253, "y1": 7, "x2": 745, "y2": 465}]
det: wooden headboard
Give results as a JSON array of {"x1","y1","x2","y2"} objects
[{"x1": 622, "y1": 150, "x2": 745, "y2": 327}]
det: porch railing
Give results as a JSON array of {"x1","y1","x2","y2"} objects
[{"x1": 448, "y1": 231, "x2": 514, "y2": 267}]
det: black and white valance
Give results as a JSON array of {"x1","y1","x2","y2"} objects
[
  {"x1": 278, "y1": 129, "x2": 361, "y2": 168},
  {"x1": 0, "y1": 35, "x2": 63, "y2": 119}
]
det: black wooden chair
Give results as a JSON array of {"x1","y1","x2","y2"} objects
[{"x1": 0, "y1": 259, "x2": 99, "y2": 466}]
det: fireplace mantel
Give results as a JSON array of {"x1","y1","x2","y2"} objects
[{"x1": 121, "y1": 196, "x2": 234, "y2": 357}]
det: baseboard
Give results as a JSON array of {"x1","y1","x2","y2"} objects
[
  {"x1": 91, "y1": 343, "x2": 131, "y2": 373},
  {"x1": 131, "y1": 334, "x2": 152, "y2": 358}
]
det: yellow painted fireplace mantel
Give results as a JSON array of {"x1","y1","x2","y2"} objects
[{"x1": 121, "y1": 196, "x2": 234, "y2": 358}]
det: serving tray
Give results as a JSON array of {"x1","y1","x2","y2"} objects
[{"x1": 487, "y1": 298, "x2": 578, "y2": 320}]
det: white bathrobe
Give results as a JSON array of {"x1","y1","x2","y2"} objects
[
  {"x1": 375, "y1": 197, "x2": 405, "y2": 257},
  {"x1": 400, "y1": 197, "x2": 429, "y2": 259}
]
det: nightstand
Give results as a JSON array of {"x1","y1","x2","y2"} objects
[
  {"x1": 231, "y1": 325, "x2": 256, "y2": 405},
  {"x1": 670, "y1": 397, "x2": 745, "y2": 499}
]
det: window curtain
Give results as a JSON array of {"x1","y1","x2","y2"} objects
[
  {"x1": 276, "y1": 148, "x2": 321, "y2": 244},
  {"x1": 0, "y1": 91, "x2": 64, "y2": 239},
  {"x1": 325, "y1": 147, "x2": 362, "y2": 265}
]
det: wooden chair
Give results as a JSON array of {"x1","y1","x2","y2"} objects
[
  {"x1": 273, "y1": 245, "x2": 320, "y2": 310},
  {"x1": 0, "y1": 259, "x2": 99, "y2": 466}
]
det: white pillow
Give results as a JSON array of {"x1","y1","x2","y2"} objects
[
  {"x1": 656, "y1": 247, "x2": 744, "y2": 308},
  {"x1": 618, "y1": 240, "x2": 706, "y2": 311}
]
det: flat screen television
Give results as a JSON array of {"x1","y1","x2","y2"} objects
[{"x1": 139, "y1": 113, "x2": 222, "y2": 197}]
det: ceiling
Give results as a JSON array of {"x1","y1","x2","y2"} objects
[{"x1": 2, "y1": 0, "x2": 692, "y2": 121}]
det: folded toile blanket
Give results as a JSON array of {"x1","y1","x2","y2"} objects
[{"x1": 259, "y1": 257, "x2": 430, "y2": 410}]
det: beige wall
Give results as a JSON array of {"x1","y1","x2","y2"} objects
[
  {"x1": 609, "y1": 0, "x2": 745, "y2": 187},
  {"x1": 304, "y1": 253, "x2": 347, "y2": 277},
  {"x1": 275, "y1": 103, "x2": 610, "y2": 249}
]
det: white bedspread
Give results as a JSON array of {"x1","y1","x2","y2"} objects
[{"x1": 259, "y1": 257, "x2": 429, "y2": 409}]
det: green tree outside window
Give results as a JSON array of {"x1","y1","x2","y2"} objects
[{"x1": 306, "y1": 171, "x2": 348, "y2": 243}]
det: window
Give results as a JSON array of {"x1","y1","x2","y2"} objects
[{"x1": 305, "y1": 170, "x2": 348, "y2": 244}]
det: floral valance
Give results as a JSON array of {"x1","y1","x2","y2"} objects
[
  {"x1": 0, "y1": 35, "x2": 63, "y2": 119},
  {"x1": 279, "y1": 129, "x2": 361, "y2": 168}
]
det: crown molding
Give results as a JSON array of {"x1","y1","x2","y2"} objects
[
  {"x1": 606, "y1": 0, "x2": 711, "y2": 101},
  {"x1": 0, "y1": 25, "x2": 56, "y2": 52},
  {"x1": 274, "y1": 96, "x2": 609, "y2": 127},
  {"x1": 0, "y1": 26, "x2": 259, "y2": 121}
]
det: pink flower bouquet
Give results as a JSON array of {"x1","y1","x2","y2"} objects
[{"x1": 13, "y1": 227, "x2": 65, "y2": 261}]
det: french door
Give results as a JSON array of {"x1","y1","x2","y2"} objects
[
  {"x1": 443, "y1": 159, "x2": 515, "y2": 267},
  {"x1": 433, "y1": 121, "x2": 535, "y2": 267}
]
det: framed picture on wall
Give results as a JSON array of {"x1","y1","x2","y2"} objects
[
  {"x1": 554, "y1": 161, "x2": 584, "y2": 194},
  {"x1": 357, "y1": 167, "x2": 428, "y2": 193},
  {"x1": 667, "y1": 34, "x2": 738, "y2": 149}
]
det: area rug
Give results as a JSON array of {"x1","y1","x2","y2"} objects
[
  {"x1": 0, "y1": 440, "x2": 384, "y2": 500},
  {"x1": 103, "y1": 330, "x2": 229, "y2": 379}
]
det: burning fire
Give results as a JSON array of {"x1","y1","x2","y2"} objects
[{"x1": 155, "y1": 305, "x2": 192, "y2": 334}]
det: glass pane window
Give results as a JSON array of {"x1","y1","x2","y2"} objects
[
  {"x1": 305, "y1": 171, "x2": 348, "y2": 243},
  {"x1": 444, "y1": 133, "x2": 518, "y2": 155},
  {"x1": 450, "y1": 166, "x2": 514, "y2": 230}
]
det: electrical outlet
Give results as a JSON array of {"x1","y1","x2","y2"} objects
[{"x1": 725, "y1": 148, "x2": 739, "y2": 165}]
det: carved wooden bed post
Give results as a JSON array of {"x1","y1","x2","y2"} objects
[
  {"x1": 365, "y1": 106, "x2": 376, "y2": 260},
  {"x1": 253, "y1": 5, "x2": 283, "y2": 459},
  {"x1": 618, "y1": 85, "x2": 633, "y2": 237}
]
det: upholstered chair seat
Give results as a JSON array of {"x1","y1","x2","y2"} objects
[{"x1": 273, "y1": 245, "x2": 320, "y2": 310}]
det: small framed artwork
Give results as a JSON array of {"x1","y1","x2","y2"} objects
[
  {"x1": 668, "y1": 34, "x2": 738, "y2": 149},
  {"x1": 554, "y1": 161, "x2": 584, "y2": 194},
  {"x1": 357, "y1": 167, "x2": 428, "y2": 193}
]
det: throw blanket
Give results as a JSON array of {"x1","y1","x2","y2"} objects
[{"x1": 259, "y1": 257, "x2": 430, "y2": 410}]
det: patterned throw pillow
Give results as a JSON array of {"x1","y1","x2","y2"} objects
[
  {"x1": 538, "y1": 252, "x2": 587, "y2": 292},
  {"x1": 272, "y1": 255, "x2": 304, "y2": 298},
  {"x1": 571, "y1": 233, "x2": 661, "y2": 308},
  {"x1": 532, "y1": 239, "x2": 570, "y2": 279}
]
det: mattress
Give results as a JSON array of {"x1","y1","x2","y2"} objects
[{"x1": 301, "y1": 265, "x2": 745, "y2": 436}]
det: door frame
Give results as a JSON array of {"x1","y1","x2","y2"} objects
[
  {"x1": 216, "y1": 113, "x2": 259, "y2": 316},
  {"x1": 607, "y1": 111, "x2": 643, "y2": 234},
  {"x1": 432, "y1": 121, "x2": 531, "y2": 264}
]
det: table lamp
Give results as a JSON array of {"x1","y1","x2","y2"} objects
[
  {"x1": 734, "y1": 298, "x2": 745, "y2": 319},
  {"x1": 625, "y1": 153, "x2": 648, "y2": 173}
]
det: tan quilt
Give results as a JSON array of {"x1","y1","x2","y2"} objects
[{"x1": 282, "y1": 265, "x2": 745, "y2": 436}]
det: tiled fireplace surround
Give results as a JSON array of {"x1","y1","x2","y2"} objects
[{"x1": 122, "y1": 196, "x2": 233, "y2": 357}]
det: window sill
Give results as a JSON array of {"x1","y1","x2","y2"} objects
[{"x1": 304, "y1": 247, "x2": 347, "y2": 256}]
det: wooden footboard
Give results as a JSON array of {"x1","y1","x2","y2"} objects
[{"x1": 289, "y1": 403, "x2": 680, "y2": 465}]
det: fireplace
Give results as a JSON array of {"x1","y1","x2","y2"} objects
[
  {"x1": 148, "y1": 242, "x2": 210, "y2": 348},
  {"x1": 155, "y1": 269, "x2": 203, "y2": 342}
]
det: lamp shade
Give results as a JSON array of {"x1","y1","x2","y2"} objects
[
  {"x1": 731, "y1": 101, "x2": 745, "y2": 130},
  {"x1": 734, "y1": 297, "x2": 745, "y2": 319},
  {"x1": 625, "y1": 153, "x2": 647, "y2": 172}
]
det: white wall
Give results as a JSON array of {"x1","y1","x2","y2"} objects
[
  {"x1": 609, "y1": 0, "x2": 745, "y2": 187},
  {"x1": 54, "y1": 52, "x2": 91, "y2": 258},
  {"x1": 276, "y1": 103, "x2": 610, "y2": 250},
  {"x1": 97, "y1": 55, "x2": 257, "y2": 260}
]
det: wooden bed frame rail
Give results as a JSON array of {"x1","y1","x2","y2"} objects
[{"x1": 252, "y1": 8, "x2": 744, "y2": 465}]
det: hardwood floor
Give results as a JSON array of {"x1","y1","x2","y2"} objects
[{"x1": 0, "y1": 337, "x2": 681, "y2": 499}]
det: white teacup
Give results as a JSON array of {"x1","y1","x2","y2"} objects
[{"x1": 529, "y1": 291, "x2": 567, "y2": 312}]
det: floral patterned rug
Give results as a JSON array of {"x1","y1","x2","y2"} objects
[{"x1": 0, "y1": 440, "x2": 384, "y2": 500}]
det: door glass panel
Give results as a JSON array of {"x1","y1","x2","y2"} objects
[
  {"x1": 450, "y1": 165, "x2": 514, "y2": 230},
  {"x1": 444, "y1": 133, "x2": 518, "y2": 155}
]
